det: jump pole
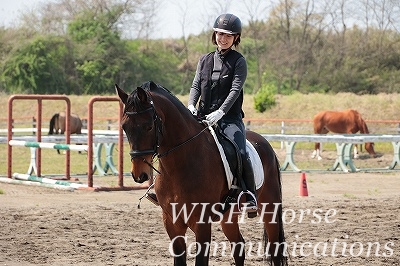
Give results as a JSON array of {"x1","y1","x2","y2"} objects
[
  {"x1": 12, "y1": 173, "x2": 90, "y2": 189},
  {"x1": 8, "y1": 140, "x2": 88, "y2": 152},
  {"x1": 0, "y1": 177, "x2": 74, "y2": 191}
]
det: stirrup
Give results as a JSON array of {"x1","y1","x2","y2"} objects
[
  {"x1": 237, "y1": 191, "x2": 258, "y2": 218},
  {"x1": 242, "y1": 200, "x2": 258, "y2": 218},
  {"x1": 145, "y1": 193, "x2": 159, "y2": 206},
  {"x1": 242, "y1": 200, "x2": 257, "y2": 211}
]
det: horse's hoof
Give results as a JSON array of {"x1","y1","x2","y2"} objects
[{"x1": 317, "y1": 156, "x2": 322, "y2": 160}]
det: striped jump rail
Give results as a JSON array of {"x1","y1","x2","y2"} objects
[
  {"x1": 8, "y1": 140, "x2": 118, "y2": 176},
  {"x1": 9, "y1": 140, "x2": 88, "y2": 151}
]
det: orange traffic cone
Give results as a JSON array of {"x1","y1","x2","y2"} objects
[{"x1": 299, "y1": 172, "x2": 309, "y2": 196}]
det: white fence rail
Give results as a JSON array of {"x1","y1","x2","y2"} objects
[
  {"x1": 262, "y1": 134, "x2": 400, "y2": 172},
  {"x1": 3, "y1": 127, "x2": 400, "y2": 174}
]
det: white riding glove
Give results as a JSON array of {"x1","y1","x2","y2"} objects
[
  {"x1": 205, "y1": 109, "x2": 225, "y2": 125},
  {"x1": 188, "y1": 104, "x2": 197, "y2": 116}
]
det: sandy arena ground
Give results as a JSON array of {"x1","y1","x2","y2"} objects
[{"x1": 0, "y1": 166, "x2": 399, "y2": 266}]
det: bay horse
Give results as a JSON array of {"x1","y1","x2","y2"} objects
[
  {"x1": 116, "y1": 81, "x2": 288, "y2": 266},
  {"x1": 48, "y1": 111, "x2": 83, "y2": 154},
  {"x1": 311, "y1": 109, "x2": 376, "y2": 160}
]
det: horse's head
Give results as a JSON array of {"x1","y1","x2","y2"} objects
[
  {"x1": 116, "y1": 81, "x2": 162, "y2": 183},
  {"x1": 365, "y1": 142, "x2": 376, "y2": 157}
]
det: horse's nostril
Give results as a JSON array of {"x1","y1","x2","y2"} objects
[
  {"x1": 131, "y1": 172, "x2": 149, "y2": 183},
  {"x1": 140, "y1": 173, "x2": 149, "y2": 181}
]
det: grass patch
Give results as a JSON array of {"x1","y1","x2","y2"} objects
[
  {"x1": 368, "y1": 189, "x2": 380, "y2": 195},
  {"x1": 343, "y1": 193, "x2": 357, "y2": 199}
]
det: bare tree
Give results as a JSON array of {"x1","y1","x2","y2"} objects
[
  {"x1": 267, "y1": 0, "x2": 338, "y2": 91},
  {"x1": 242, "y1": 0, "x2": 270, "y2": 92},
  {"x1": 18, "y1": 0, "x2": 158, "y2": 39}
]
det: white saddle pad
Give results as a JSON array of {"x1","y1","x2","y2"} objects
[
  {"x1": 208, "y1": 126, "x2": 264, "y2": 190},
  {"x1": 246, "y1": 140, "x2": 264, "y2": 190}
]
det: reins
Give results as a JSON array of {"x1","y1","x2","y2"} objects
[
  {"x1": 125, "y1": 95, "x2": 210, "y2": 179},
  {"x1": 157, "y1": 124, "x2": 209, "y2": 158},
  {"x1": 125, "y1": 98, "x2": 209, "y2": 160},
  {"x1": 136, "y1": 122, "x2": 208, "y2": 184}
]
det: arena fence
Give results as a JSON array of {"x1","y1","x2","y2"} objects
[{"x1": 5, "y1": 94, "x2": 149, "y2": 191}]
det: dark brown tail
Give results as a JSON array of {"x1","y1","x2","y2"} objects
[
  {"x1": 263, "y1": 154, "x2": 288, "y2": 266},
  {"x1": 354, "y1": 110, "x2": 369, "y2": 134},
  {"x1": 360, "y1": 118, "x2": 370, "y2": 134},
  {"x1": 48, "y1": 113, "x2": 59, "y2": 134}
]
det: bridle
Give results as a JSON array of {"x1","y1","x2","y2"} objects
[{"x1": 125, "y1": 104, "x2": 161, "y2": 158}]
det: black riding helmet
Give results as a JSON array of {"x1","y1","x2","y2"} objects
[
  {"x1": 212, "y1": 14, "x2": 242, "y2": 47},
  {"x1": 213, "y1": 13, "x2": 242, "y2": 34}
]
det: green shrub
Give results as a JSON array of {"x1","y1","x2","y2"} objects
[{"x1": 254, "y1": 83, "x2": 276, "y2": 112}]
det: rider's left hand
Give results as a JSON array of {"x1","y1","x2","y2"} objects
[{"x1": 205, "y1": 109, "x2": 224, "y2": 125}]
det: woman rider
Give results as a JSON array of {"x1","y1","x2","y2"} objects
[
  {"x1": 147, "y1": 13, "x2": 257, "y2": 217},
  {"x1": 187, "y1": 13, "x2": 257, "y2": 216}
]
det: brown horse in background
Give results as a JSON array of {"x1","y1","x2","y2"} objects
[
  {"x1": 48, "y1": 111, "x2": 83, "y2": 154},
  {"x1": 311, "y1": 109, "x2": 376, "y2": 160},
  {"x1": 116, "y1": 81, "x2": 288, "y2": 266}
]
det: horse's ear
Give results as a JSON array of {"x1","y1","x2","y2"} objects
[
  {"x1": 137, "y1": 87, "x2": 149, "y2": 103},
  {"x1": 149, "y1": 81, "x2": 158, "y2": 91},
  {"x1": 115, "y1": 84, "x2": 128, "y2": 104}
]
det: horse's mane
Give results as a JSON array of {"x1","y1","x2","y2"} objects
[{"x1": 130, "y1": 81, "x2": 190, "y2": 116}]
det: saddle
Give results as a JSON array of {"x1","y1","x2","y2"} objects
[
  {"x1": 214, "y1": 125, "x2": 243, "y2": 184},
  {"x1": 211, "y1": 125, "x2": 246, "y2": 215}
]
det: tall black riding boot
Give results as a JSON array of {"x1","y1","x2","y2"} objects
[{"x1": 242, "y1": 154, "x2": 258, "y2": 218}]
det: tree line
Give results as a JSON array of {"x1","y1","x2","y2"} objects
[{"x1": 1, "y1": 0, "x2": 400, "y2": 102}]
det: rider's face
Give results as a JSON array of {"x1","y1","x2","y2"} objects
[{"x1": 215, "y1": 32, "x2": 236, "y2": 50}]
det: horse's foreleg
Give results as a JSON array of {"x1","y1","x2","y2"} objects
[
  {"x1": 163, "y1": 213, "x2": 188, "y2": 266},
  {"x1": 312, "y1": 143, "x2": 322, "y2": 160},
  {"x1": 317, "y1": 148, "x2": 322, "y2": 160},
  {"x1": 193, "y1": 223, "x2": 212, "y2": 266},
  {"x1": 221, "y1": 217, "x2": 245, "y2": 266},
  {"x1": 353, "y1": 144, "x2": 359, "y2": 159},
  {"x1": 311, "y1": 149, "x2": 317, "y2": 158}
]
